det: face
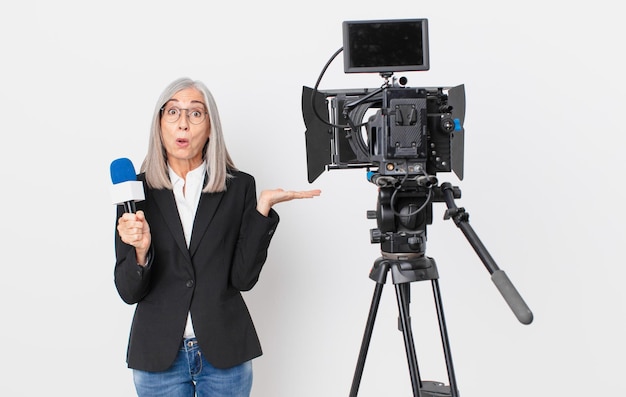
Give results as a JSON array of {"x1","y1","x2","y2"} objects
[{"x1": 160, "y1": 87, "x2": 210, "y2": 172}]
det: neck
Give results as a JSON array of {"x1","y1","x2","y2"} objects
[{"x1": 169, "y1": 158, "x2": 203, "y2": 180}]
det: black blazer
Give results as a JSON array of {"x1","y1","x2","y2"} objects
[{"x1": 114, "y1": 170, "x2": 279, "y2": 371}]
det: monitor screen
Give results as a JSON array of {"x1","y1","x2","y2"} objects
[{"x1": 343, "y1": 19, "x2": 429, "y2": 74}]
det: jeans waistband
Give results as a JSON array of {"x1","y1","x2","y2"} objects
[{"x1": 182, "y1": 337, "x2": 198, "y2": 350}]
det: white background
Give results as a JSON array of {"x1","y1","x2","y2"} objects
[{"x1": 1, "y1": 1, "x2": 624, "y2": 396}]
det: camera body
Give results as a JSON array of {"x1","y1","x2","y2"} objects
[
  {"x1": 337, "y1": 84, "x2": 464, "y2": 178},
  {"x1": 302, "y1": 18, "x2": 465, "y2": 183},
  {"x1": 303, "y1": 83, "x2": 465, "y2": 183}
]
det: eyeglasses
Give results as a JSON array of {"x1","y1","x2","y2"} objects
[{"x1": 160, "y1": 106, "x2": 208, "y2": 125}]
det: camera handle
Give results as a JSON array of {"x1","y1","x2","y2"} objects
[{"x1": 440, "y1": 183, "x2": 534, "y2": 325}]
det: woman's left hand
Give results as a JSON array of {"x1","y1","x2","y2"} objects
[{"x1": 257, "y1": 188, "x2": 322, "y2": 216}]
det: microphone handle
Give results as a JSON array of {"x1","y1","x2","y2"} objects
[{"x1": 124, "y1": 201, "x2": 136, "y2": 214}]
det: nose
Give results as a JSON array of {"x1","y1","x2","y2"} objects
[{"x1": 177, "y1": 109, "x2": 190, "y2": 130}]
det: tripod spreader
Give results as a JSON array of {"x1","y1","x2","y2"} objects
[{"x1": 440, "y1": 182, "x2": 534, "y2": 325}]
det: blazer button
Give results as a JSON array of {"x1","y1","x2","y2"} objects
[{"x1": 185, "y1": 280, "x2": 194, "y2": 288}]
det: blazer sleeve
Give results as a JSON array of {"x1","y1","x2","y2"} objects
[
  {"x1": 113, "y1": 204, "x2": 154, "y2": 305},
  {"x1": 229, "y1": 175, "x2": 280, "y2": 291}
]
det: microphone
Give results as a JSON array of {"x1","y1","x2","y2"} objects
[{"x1": 110, "y1": 158, "x2": 145, "y2": 213}]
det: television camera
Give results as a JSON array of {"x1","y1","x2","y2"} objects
[{"x1": 301, "y1": 18, "x2": 532, "y2": 397}]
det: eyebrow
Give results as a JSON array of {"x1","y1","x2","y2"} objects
[{"x1": 164, "y1": 99, "x2": 207, "y2": 108}]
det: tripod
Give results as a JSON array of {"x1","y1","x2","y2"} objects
[{"x1": 349, "y1": 179, "x2": 533, "y2": 397}]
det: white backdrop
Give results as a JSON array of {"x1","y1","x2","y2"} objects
[{"x1": 1, "y1": 1, "x2": 624, "y2": 396}]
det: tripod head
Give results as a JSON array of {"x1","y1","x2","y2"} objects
[{"x1": 367, "y1": 172, "x2": 460, "y2": 258}]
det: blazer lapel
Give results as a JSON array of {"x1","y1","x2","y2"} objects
[
  {"x1": 189, "y1": 191, "x2": 224, "y2": 257},
  {"x1": 152, "y1": 188, "x2": 191, "y2": 263}
]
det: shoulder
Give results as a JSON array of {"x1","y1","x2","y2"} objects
[
  {"x1": 137, "y1": 172, "x2": 152, "y2": 192},
  {"x1": 228, "y1": 169, "x2": 256, "y2": 186}
]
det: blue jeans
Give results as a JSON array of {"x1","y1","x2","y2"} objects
[{"x1": 133, "y1": 338, "x2": 253, "y2": 397}]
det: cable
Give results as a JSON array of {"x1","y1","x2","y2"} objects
[
  {"x1": 389, "y1": 165, "x2": 434, "y2": 218},
  {"x1": 309, "y1": 47, "x2": 343, "y2": 129}
]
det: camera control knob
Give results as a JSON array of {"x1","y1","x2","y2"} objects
[
  {"x1": 370, "y1": 228, "x2": 382, "y2": 244},
  {"x1": 441, "y1": 117, "x2": 455, "y2": 133}
]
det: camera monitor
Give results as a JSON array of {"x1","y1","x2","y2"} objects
[{"x1": 343, "y1": 18, "x2": 430, "y2": 74}]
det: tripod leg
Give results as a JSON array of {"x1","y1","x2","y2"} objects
[
  {"x1": 349, "y1": 275, "x2": 386, "y2": 396},
  {"x1": 431, "y1": 279, "x2": 460, "y2": 397},
  {"x1": 396, "y1": 282, "x2": 423, "y2": 397}
]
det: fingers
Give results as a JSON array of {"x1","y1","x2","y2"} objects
[
  {"x1": 284, "y1": 189, "x2": 322, "y2": 201},
  {"x1": 261, "y1": 188, "x2": 322, "y2": 204},
  {"x1": 117, "y1": 211, "x2": 150, "y2": 247},
  {"x1": 297, "y1": 189, "x2": 322, "y2": 198}
]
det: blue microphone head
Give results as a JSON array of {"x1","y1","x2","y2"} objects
[{"x1": 110, "y1": 158, "x2": 137, "y2": 184}]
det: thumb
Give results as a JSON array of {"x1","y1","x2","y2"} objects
[{"x1": 135, "y1": 210, "x2": 146, "y2": 222}]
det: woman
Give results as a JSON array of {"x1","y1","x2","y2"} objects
[{"x1": 114, "y1": 77, "x2": 320, "y2": 397}]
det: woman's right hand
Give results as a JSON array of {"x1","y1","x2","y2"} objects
[{"x1": 117, "y1": 210, "x2": 151, "y2": 266}]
